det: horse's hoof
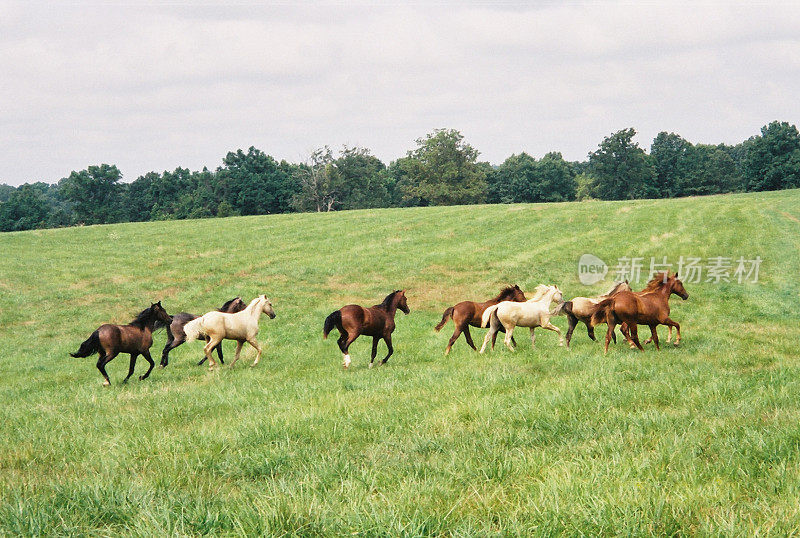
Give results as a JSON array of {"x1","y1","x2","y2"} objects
[
  {"x1": 368, "y1": 363, "x2": 374, "y2": 369},
  {"x1": 102, "y1": 380, "x2": 110, "y2": 386},
  {"x1": 138, "y1": 375, "x2": 146, "y2": 381}
]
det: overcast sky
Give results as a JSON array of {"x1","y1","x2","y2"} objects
[{"x1": 0, "y1": 2, "x2": 798, "y2": 186}]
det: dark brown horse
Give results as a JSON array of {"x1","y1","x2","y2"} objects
[
  {"x1": 160, "y1": 297, "x2": 246, "y2": 368},
  {"x1": 70, "y1": 302, "x2": 173, "y2": 385},
  {"x1": 323, "y1": 290, "x2": 409, "y2": 369},
  {"x1": 590, "y1": 272, "x2": 689, "y2": 354},
  {"x1": 434, "y1": 285, "x2": 526, "y2": 355}
]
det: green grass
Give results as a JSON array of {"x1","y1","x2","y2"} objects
[{"x1": 1, "y1": 190, "x2": 800, "y2": 535}]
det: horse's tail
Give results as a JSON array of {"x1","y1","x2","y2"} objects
[
  {"x1": 70, "y1": 330, "x2": 100, "y2": 358},
  {"x1": 434, "y1": 306, "x2": 454, "y2": 332},
  {"x1": 589, "y1": 298, "x2": 614, "y2": 327},
  {"x1": 553, "y1": 300, "x2": 571, "y2": 316},
  {"x1": 184, "y1": 317, "x2": 203, "y2": 343},
  {"x1": 481, "y1": 304, "x2": 500, "y2": 328},
  {"x1": 323, "y1": 310, "x2": 341, "y2": 339}
]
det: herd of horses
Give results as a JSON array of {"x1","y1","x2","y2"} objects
[{"x1": 70, "y1": 272, "x2": 689, "y2": 385}]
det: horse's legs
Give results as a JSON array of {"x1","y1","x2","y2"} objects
[
  {"x1": 620, "y1": 323, "x2": 635, "y2": 348},
  {"x1": 565, "y1": 314, "x2": 577, "y2": 348},
  {"x1": 203, "y1": 336, "x2": 222, "y2": 370},
  {"x1": 463, "y1": 326, "x2": 477, "y2": 351},
  {"x1": 479, "y1": 325, "x2": 495, "y2": 354},
  {"x1": 503, "y1": 324, "x2": 516, "y2": 352},
  {"x1": 198, "y1": 336, "x2": 212, "y2": 366},
  {"x1": 97, "y1": 352, "x2": 117, "y2": 386},
  {"x1": 139, "y1": 350, "x2": 155, "y2": 380},
  {"x1": 342, "y1": 332, "x2": 359, "y2": 368},
  {"x1": 664, "y1": 317, "x2": 681, "y2": 346},
  {"x1": 229, "y1": 340, "x2": 244, "y2": 368},
  {"x1": 666, "y1": 325, "x2": 674, "y2": 343},
  {"x1": 246, "y1": 338, "x2": 262, "y2": 367},
  {"x1": 629, "y1": 324, "x2": 644, "y2": 352},
  {"x1": 215, "y1": 342, "x2": 225, "y2": 365},
  {"x1": 336, "y1": 331, "x2": 348, "y2": 353},
  {"x1": 648, "y1": 325, "x2": 660, "y2": 350},
  {"x1": 445, "y1": 323, "x2": 464, "y2": 355},
  {"x1": 123, "y1": 353, "x2": 139, "y2": 383},
  {"x1": 604, "y1": 320, "x2": 615, "y2": 355},
  {"x1": 370, "y1": 337, "x2": 379, "y2": 368},
  {"x1": 160, "y1": 327, "x2": 175, "y2": 367},
  {"x1": 380, "y1": 334, "x2": 394, "y2": 365},
  {"x1": 542, "y1": 320, "x2": 564, "y2": 346},
  {"x1": 529, "y1": 327, "x2": 536, "y2": 347}
]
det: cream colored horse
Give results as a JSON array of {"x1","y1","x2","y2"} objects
[
  {"x1": 184, "y1": 295, "x2": 276, "y2": 370},
  {"x1": 479, "y1": 285, "x2": 564, "y2": 352}
]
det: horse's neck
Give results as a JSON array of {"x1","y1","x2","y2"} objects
[
  {"x1": 531, "y1": 289, "x2": 556, "y2": 305},
  {"x1": 383, "y1": 301, "x2": 399, "y2": 318},
  {"x1": 244, "y1": 300, "x2": 263, "y2": 322}
]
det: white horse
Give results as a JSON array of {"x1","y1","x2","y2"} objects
[
  {"x1": 479, "y1": 285, "x2": 564, "y2": 353},
  {"x1": 184, "y1": 295, "x2": 276, "y2": 370}
]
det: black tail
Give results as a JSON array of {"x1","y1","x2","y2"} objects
[
  {"x1": 323, "y1": 310, "x2": 341, "y2": 339},
  {"x1": 434, "y1": 306, "x2": 454, "y2": 332},
  {"x1": 70, "y1": 330, "x2": 100, "y2": 358}
]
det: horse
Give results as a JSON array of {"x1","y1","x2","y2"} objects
[
  {"x1": 70, "y1": 302, "x2": 173, "y2": 386},
  {"x1": 434, "y1": 285, "x2": 527, "y2": 355},
  {"x1": 590, "y1": 272, "x2": 688, "y2": 354},
  {"x1": 556, "y1": 281, "x2": 631, "y2": 348},
  {"x1": 160, "y1": 297, "x2": 246, "y2": 368},
  {"x1": 184, "y1": 295, "x2": 276, "y2": 369},
  {"x1": 479, "y1": 285, "x2": 564, "y2": 353},
  {"x1": 323, "y1": 290, "x2": 409, "y2": 369}
]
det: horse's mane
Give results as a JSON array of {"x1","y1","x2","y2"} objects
[
  {"x1": 377, "y1": 290, "x2": 402, "y2": 310},
  {"x1": 528, "y1": 284, "x2": 551, "y2": 302},
  {"x1": 643, "y1": 272, "x2": 670, "y2": 291},
  {"x1": 603, "y1": 281, "x2": 628, "y2": 296},
  {"x1": 496, "y1": 285, "x2": 521, "y2": 301},
  {"x1": 129, "y1": 305, "x2": 166, "y2": 330},
  {"x1": 219, "y1": 297, "x2": 241, "y2": 311}
]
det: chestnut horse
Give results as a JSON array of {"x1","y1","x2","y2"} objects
[
  {"x1": 160, "y1": 297, "x2": 246, "y2": 368},
  {"x1": 590, "y1": 272, "x2": 688, "y2": 354},
  {"x1": 434, "y1": 285, "x2": 526, "y2": 355},
  {"x1": 70, "y1": 302, "x2": 173, "y2": 386},
  {"x1": 323, "y1": 290, "x2": 409, "y2": 369}
]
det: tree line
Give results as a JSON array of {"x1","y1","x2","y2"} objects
[{"x1": 1, "y1": 121, "x2": 799, "y2": 232}]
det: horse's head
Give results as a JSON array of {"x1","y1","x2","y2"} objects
[
  {"x1": 397, "y1": 290, "x2": 410, "y2": 315},
  {"x1": 668, "y1": 275, "x2": 689, "y2": 300},
  {"x1": 222, "y1": 296, "x2": 247, "y2": 313},
  {"x1": 151, "y1": 301, "x2": 173, "y2": 325},
  {"x1": 551, "y1": 286, "x2": 563, "y2": 304},
  {"x1": 506, "y1": 284, "x2": 527, "y2": 302},
  {"x1": 259, "y1": 295, "x2": 276, "y2": 319}
]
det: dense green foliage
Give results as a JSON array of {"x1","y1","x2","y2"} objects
[
  {"x1": 1, "y1": 190, "x2": 799, "y2": 534},
  {"x1": 2, "y1": 122, "x2": 800, "y2": 232}
]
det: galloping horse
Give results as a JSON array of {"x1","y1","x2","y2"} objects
[
  {"x1": 184, "y1": 295, "x2": 276, "y2": 369},
  {"x1": 70, "y1": 302, "x2": 173, "y2": 385},
  {"x1": 557, "y1": 281, "x2": 631, "y2": 348},
  {"x1": 590, "y1": 272, "x2": 688, "y2": 354},
  {"x1": 160, "y1": 297, "x2": 247, "y2": 368},
  {"x1": 323, "y1": 290, "x2": 409, "y2": 368},
  {"x1": 480, "y1": 285, "x2": 564, "y2": 352},
  {"x1": 435, "y1": 285, "x2": 526, "y2": 355}
]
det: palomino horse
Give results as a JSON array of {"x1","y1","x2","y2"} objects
[
  {"x1": 590, "y1": 272, "x2": 688, "y2": 354},
  {"x1": 434, "y1": 285, "x2": 526, "y2": 355},
  {"x1": 480, "y1": 285, "x2": 564, "y2": 352},
  {"x1": 70, "y1": 302, "x2": 173, "y2": 385},
  {"x1": 160, "y1": 297, "x2": 247, "y2": 368},
  {"x1": 184, "y1": 295, "x2": 276, "y2": 369},
  {"x1": 323, "y1": 290, "x2": 409, "y2": 368},
  {"x1": 557, "y1": 281, "x2": 631, "y2": 348}
]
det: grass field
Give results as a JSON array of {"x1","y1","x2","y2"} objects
[{"x1": 1, "y1": 190, "x2": 800, "y2": 535}]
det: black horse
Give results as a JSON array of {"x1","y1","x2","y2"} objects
[{"x1": 160, "y1": 297, "x2": 246, "y2": 367}]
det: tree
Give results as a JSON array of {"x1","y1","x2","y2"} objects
[
  {"x1": 217, "y1": 147, "x2": 297, "y2": 215},
  {"x1": 651, "y1": 132, "x2": 693, "y2": 197},
  {"x1": 291, "y1": 147, "x2": 340, "y2": 212},
  {"x1": 744, "y1": 121, "x2": 800, "y2": 191},
  {"x1": 0, "y1": 184, "x2": 51, "y2": 231},
  {"x1": 395, "y1": 129, "x2": 487, "y2": 206},
  {"x1": 588, "y1": 128, "x2": 656, "y2": 200},
  {"x1": 333, "y1": 146, "x2": 392, "y2": 209},
  {"x1": 489, "y1": 152, "x2": 576, "y2": 204},
  {"x1": 58, "y1": 164, "x2": 124, "y2": 224}
]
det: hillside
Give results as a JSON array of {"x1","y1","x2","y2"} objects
[{"x1": 1, "y1": 190, "x2": 800, "y2": 534}]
